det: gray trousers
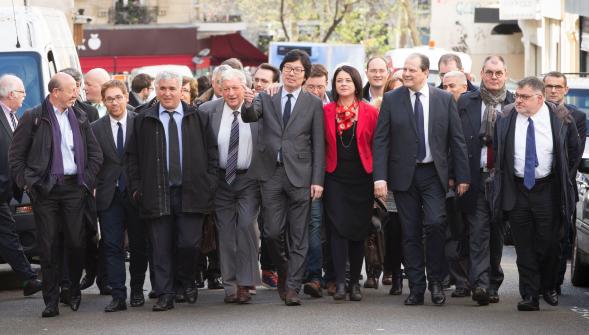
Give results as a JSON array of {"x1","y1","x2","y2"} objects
[
  {"x1": 261, "y1": 166, "x2": 310, "y2": 291},
  {"x1": 215, "y1": 172, "x2": 261, "y2": 295}
]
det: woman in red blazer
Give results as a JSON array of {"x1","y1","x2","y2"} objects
[{"x1": 323, "y1": 65, "x2": 379, "y2": 301}]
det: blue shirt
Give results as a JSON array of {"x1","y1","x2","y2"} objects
[
  {"x1": 158, "y1": 103, "x2": 184, "y2": 175},
  {"x1": 53, "y1": 106, "x2": 77, "y2": 175}
]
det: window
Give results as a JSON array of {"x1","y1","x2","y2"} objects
[{"x1": 0, "y1": 52, "x2": 43, "y2": 116}]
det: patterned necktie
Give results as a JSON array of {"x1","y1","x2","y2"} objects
[
  {"x1": 225, "y1": 111, "x2": 240, "y2": 185},
  {"x1": 414, "y1": 92, "x2": 426, "y2": 161},
  {"x1": 116, "y1": 122, "x2": 126, "y2": 191},
  {"x1": 9, "y1": 112, "x2": 17, "y2": 131},
  {"x1": 523, "y1": 117, "x2": 538, "y2": 190},
  {"x1": 166, "y1": 111, "x2": 182, "y2": 186}
]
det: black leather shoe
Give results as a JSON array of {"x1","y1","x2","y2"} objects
[
  {"x1": 472, "y1": 287, "x2": 490, "y2": 306},
  {"x1": 363, "y1": 277, "x2": 378, "y2": 289},
  {"x1": 99, "y1": 285, "x2": 113, "y2": 296},
  {"x1": 517, "y1": 296, "x2": 539, "y2": 311},
  {"x1": 349, "y1": 283, "x2": 362, "y2": 301},
  {"x1": 430, "y1": 282, "x2": 446, "y2": 306},
  {"x1": 175, "y1": 292, "x2": 186, "y2": 303},
  {"x1": 148, "y1": 290, "x2": 157, "y2": 299},
  {"x1": 104, "y1": 298, "x2": 127, "y2": 312},
  {"x1": 130, "y1": 291, "x2": 145, "y2": 307},
  {"x1": 555, "y1": 285, "x2": 562, "y2": 296},
  {"x1": 542, "y1": 290, "x2": 558, "y2": 306},
  {"x1": 185, "y1": 286, "x2": 198, "y2": 304},
  {"x1": 79, "y1": 274, "x2": 95, "y2": 291},
  {"x1": 333, "y1": 283, "x2": 346, "y2": 301},
  {"x1": 42, "y1": 304, "x2": 59, "y2": 318},
  {"x1": 488, "y1": 289, "x2": 499, "y2": 303},
  {"x1": 285, "y1": 289, "x2": 301, "y2": 306},
  {"x1": 404, "y1": 293, "x2": 424, "y2": 306},
  {"x1": 389, "y1": 277, "x2": 403, "y2": 295},
  {"x1": 207, "y1": 277, "x2": 223, "y2": 290},
  {"x1": 60, "y1": 287, "x2": 71, "y2": 305},
  {"x1": 451, "y1": 287, "x2": 470, "y2": 298},
  {"x1": 152, "y1": 295, "x2": 174, "y2": 312},
  {"x1": 70, "y1": 294, "x2": 81, "y2": 311},
  {"x1": 23, "y1": 279, "x2": 42, "y2": 296}
]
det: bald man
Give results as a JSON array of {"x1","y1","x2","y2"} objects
[
  {"x1": 10, "y1": 72, "x2": 103, "y2": 317},
  {"x1": 0, "y1": 75, "x2": 43, "y2": 297},
  {"x1": 84, "y1": 68, "x2": 111, "y2": 118}
]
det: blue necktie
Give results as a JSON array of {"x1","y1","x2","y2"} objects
[
  {"x1": 414, "y1": 92, "x2": 426, "y2": 161},
  {"x1": 116, "y1": 122, "x2": 126, "y2": 192},
  {"x1": 523, "y1": 117, "x2": 538, "y2": 190}
]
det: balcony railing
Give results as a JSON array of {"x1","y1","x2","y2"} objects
[{"x1": 108, "y1": 4, "x2": 158, "y2": 25}]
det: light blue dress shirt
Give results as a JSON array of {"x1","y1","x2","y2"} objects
[
  {"x1": 53, "y1": 107, "x2": 77, "y2": 175},
  {"x1": 158, "y1": 103, "x2": 184, "y2": 174}
]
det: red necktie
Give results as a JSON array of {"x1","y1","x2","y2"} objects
[{"x1": 486, "y1": 143, "x2": 493, "y2": 169}]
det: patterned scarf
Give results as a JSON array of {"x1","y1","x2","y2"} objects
[
  {"x1": 336, "y1": 100, "x2": 358, "y2": 135},
  {"x1": 479, "y1": 84, "x2": 507, "y2": 145}
]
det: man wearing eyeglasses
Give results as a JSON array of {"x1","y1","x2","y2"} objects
[
  {"x1": 543, "y1": 71, "x2": 586, "y2": 296},
  {"x1": 9, "y1": 72, "x2": 103, "y2": 317},
  {"x1": 363, "y1": 57, "x2": 389, "y2": 102},
  {"x1": 242, "y1": 49, "x2": 325, "y2": 306},
  {"x1": 455, "y1": 55, "x2": 515, "y2": 305},
  {"x1": 0, "y1": 74, "x2": 43, "y2": 299},
  {"x1": 494, "y1": 77, "x2": 579, "y2": 311}
]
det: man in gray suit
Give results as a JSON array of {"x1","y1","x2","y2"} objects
[
  {"x1": 242, "y1": 49, "x2": 325, "y2": 306},
  {"x1": 374, "y1": 53, "x2": 470, "y2": 306},
  {"x1": 199, "y1": 68, "x2": 261, "y2": 304}
]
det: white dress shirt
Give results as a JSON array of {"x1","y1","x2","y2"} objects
[
  {"x1": 94, "y1": 102, "x2": 107, "y2": 118},
  {"x1": 0, "y1": 101, "x2": 17, "y2": 132},
  {"x1": 480, "y1": 101, "x2": 502, "y2": 168},
  {"x1": 409, "y1": 84, "x2": 432, "y2": 163},
  {"x1": 514, "y1": 103, "x2": 553, "y2": 178},
  {"x1": 218, "y1": 103, "x2": 253, "y2": 170},
  {"x1": 53, "y1": 106, "x2": 77, "y2": 175},
  {"x1": 109, "y1": 110, "x2": 128, "y2": 148}
]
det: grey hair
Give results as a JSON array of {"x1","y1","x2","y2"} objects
[
  {"x1": 154, "y1": 71, "x2": 183, "y2": 87},
  {"x1": 220, "y1": 68, "x2": 247, "y2": 86},
  {"x1": 517, "y1": 76, "x2": 545, "y2": 96},
  {"x1": 60, "y1": 67, "x2": 82, "y2": 83},
  {"x1": 0, "y1": 74, "x2": 23, "y2": 99},
  {"x1": 213, "y1": 65, "x2": 233, "y2": 84},
  {"x1": 443, "y1": 71, "x2": 467, "y2": 85}
]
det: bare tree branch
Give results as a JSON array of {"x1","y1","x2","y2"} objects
[
  {"x1": 280, "y1": 0, "x2": 290, "y2": 41},
  {"x1": 322, "y1": 0, "x2": 358, "y2": 42}
]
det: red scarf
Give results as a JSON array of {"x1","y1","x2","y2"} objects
[{"x1": 335, "y1": 100, "x2": 358, "y2": 135}]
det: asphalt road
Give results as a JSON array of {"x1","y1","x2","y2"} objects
[{"x1": 0, "y1": 246, "x2": 588, "y2": 335}]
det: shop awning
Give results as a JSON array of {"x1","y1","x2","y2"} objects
[{"x1": 209, "y1": 33, "x2": 267, "y2": 66}]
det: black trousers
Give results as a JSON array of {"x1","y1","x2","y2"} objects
[
  {"x1": 383, "y1": 212, "x2": 403, "y2": 277},
  {"x1": 0, "y1": 202, "x2": 37, "y2": 282},
  {"x1": 146, "y1": 187, "x2": 204, "y2": 297},
  {"x1": 329, "y1": 223, "x2": 364, "y2": 285},
  {"x1": 257, "y1": 212, "x2": 275, "y2": 272},
  {"x1": 394, "y1": 164, "x2": 447, "y2": 295},
  {"x1": 32, "y1": 182, "x2": 86, "y2": 306},
  {"x1": 508, "y1": 178, "x2": 560, "y2": 299}
]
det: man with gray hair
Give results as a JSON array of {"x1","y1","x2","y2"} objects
[
  {"x1": 126, "y1": 71, "x2": 218, "y2": 312},
  {"x1": 195, "y1": 65, "x2": 233, "y2": 106},
  {"x1": 442, "y1": 71, "x2": 468, "y2": 102},
  {"x1": 199, "y1": 68, "x2": 261, "y2": 304},
  {"x1": 494, "y1": 76, "x2": 579, "y2": 311},
  {"x1": 0, "y1": 74, "x2": 43, "y2": 298}
]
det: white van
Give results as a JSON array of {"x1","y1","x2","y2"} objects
[{"x1": 0, "y1": 6, "x2": 80, "y2": 114}]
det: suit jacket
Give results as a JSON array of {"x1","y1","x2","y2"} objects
[
  {"x1": 242, "y1": 88, "x2": 325, "y2": 188},
  {"x1": 373, "y1": 85, "x2": 470, "y2": 192},
  {"x1": 324, "y1": 101, "x2": 378, "y2": 174},
  {"x1": 456, "y1": 89, "x2": 515, "y2": 213},
  {"x1": 91, "y1": 112, "x2": 136, "y2": 212},
  {"x1": 198, "y1": 98, "x2": 261, "y2": 180},
  {"x1": 75, "y1": 99, "x2": 99, "y2": 123},
  {"x1": 128, "y1": 92, "x2": 142, "y2": 108},
  {"x1": 0, "y1": 106, "x2": 21, "y2": 202},
  {"x1": 494, "y1": 102, "x2": 579, "y2": 223}
]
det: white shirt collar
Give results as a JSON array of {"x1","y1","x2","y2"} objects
[
  {"x1": 223, "y1": 102, "x2": 244, "y2": 114},
  {"x1": 409, "y1": 83, "x2": 429, "y2": 98},
  {"x1": 282, "y1": 86, "x2": 302, "y2": 100},
  {"x1": 109, "y1": 110, "x2": 128, "y2": 126}
]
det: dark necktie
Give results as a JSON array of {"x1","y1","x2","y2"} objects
[
  {"x1": 166, "y1": 111, "x2": 182, "y2": 186},
  {"x1": 225, "y1": 111, "x2": 240, "y2": 185},
  {"x1": 9, "y1": 112, "x2": 17, "y2": 131},
  {"x1": 523, "y1": 117, "x2": 538, "y2": 190},
  {"x1": 414, "y1": 92, "x2": 426, "y2": 161},
  {"x1": 116, "y1": 122, "x2": 126, "y2": 192},
  {"x1": 283, "y1": 93, "x2": 293, "y2": 127}
]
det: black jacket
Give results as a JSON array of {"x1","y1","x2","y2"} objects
[
  {"x1": 0, "y1": 106, "x2": 20, "y2": 202},
  {"x1": 126, "y1": 101, "x2": 218, "y2": 218},
  {"x1": 494, "y1": 102, "x2": 579, "y2": 226},
  {"x1": 92, "y1": 111, "x2": 136, "y2": 212},
  {"x1": 75, "y1": 99, "x2": 99, "y2": 123},
  {"x1": 9, "y1": 100, "x2": 103, "y2": 196},
  {"x1": 456, "y1": 89, "x2": 515, "y2": 213}
]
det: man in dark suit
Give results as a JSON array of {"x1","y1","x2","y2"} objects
[
  {"x1": 542, "y1": 71, "x2": 587, "y2": 295},
  {"x1": 373, "y1": 53, "x2": 470, "y2": 306},
  {"x1": 9, "y1": 73, "x2": 103, "y2": 317},
  {"x1": 0, "y1": 74, "x2": 42, "y2": 297},
  {"x1": 455, "y1": 55, "x2": 515, "y2": 305},
  {"x1": 126, "y1": 71, "x2": 218, "y2": 312},
  {"x1": 363, "y1": 56, "x2": 389, "y2": 102},
  {"x1": 91, "y1": 80, "x2": 149, "y2": 312},
  {"x1": 199, "y1": 68, "x2": 261, "y2": 304},
  {"x1": 494, "y1": 77, "x2": 578, "y2": 311},
  {"x1": 242, "y1": 49, "x2": 325, "y2": 306}
]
